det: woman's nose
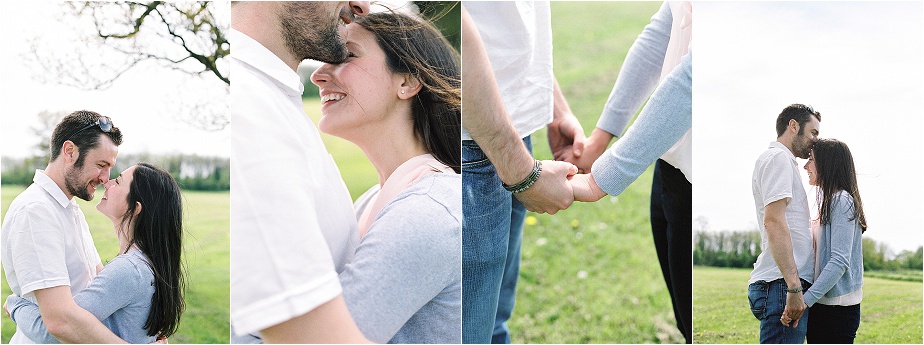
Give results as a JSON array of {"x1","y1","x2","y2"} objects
[{"x1": 310, "y1": 64, "x2": 333, "y2": 86}]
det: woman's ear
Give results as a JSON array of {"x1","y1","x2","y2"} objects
[
  {"x1": 398, "y1": 74, "x2": 423, "y2": 99},
  {"x1": 134, "y1": 201, "x2": 143, "y2": 216}
]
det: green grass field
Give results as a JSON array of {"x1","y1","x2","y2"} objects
[
  {"x1": 1, "y1": 185, "x2": 229, "y2": 343},
  {"x1": 693, "y1": 266, "x2": 923, "y2": 344}
]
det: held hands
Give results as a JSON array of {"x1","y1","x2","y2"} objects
[
  {"x1": 514, "y1": 160, "x2": 578, "y2": 214},
  {"x1": 779, "y1": 291, "x2": 807, "y2": 328},
  {"x1": 570, "y1": 173, "x2": 607, "y2": 202},
  {"x1": 561, "y1": 128, "x2": 614, "y2": 174},
  {"x1": 548, "y1": 111, "x2": 586, "y2": 165}
]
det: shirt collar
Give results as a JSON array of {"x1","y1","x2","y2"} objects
[
  {"x1": 33, "y1": 169, "x2": 76, "y2": 209},
  {"x1": 769, "y1": 141, "x2": 797, "y2": 164},
  {"x1": 229, "y1": 28, "x2": 305, "y2": 97}
]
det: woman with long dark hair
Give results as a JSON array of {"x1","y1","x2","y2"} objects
[
  {"x1": 309, "y1": 9, "x2": 461, "y2": 344},
  {"x1": 6, "y1": 163, "x2": 185, "y2": 343},
  {"x1": 783, "y1": 139, "x2": 866, "y2": 343}
]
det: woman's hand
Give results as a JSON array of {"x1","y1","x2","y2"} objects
[{"x1": 570, "y1": 173, "x2": 607, "y2": 202}]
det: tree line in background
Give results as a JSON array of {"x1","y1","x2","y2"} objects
[
  {"x1": 2, "y1": 153, "x2": 228, "y2": 191},
  {"x1": 694, "y1": 230, "x2": 923, "y2": 271}
]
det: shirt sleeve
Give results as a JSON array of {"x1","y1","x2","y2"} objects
[
  {"x1": 596, "y1": 2, "x2": 673, "y2": 137},
  {"x1": 757, "y1": 152, "x2": 794, "y2": 207},
  {"x1": 6, "y1": 256, "x2": 148, "y2": 344},
  {"x1": 591, "y1": 52, "x2": 692, "y2": 196},
  {"x1": 8, "y1": 202, "x2": 71, "y2": 295},
  {"x1": 339, "y1": 186, "x2": 461, "y2": 343},
  {"x1": 803, "y1": 194, "x2": 858, "y2": 307}
]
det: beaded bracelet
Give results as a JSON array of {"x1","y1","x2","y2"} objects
[{"x1": 503, "y1": 160, "x2": 542, "y2": 194}]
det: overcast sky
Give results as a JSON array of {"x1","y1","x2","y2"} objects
[
  {"x1": 694, "y1": 2, "x2": 924, "y2": 253},
  {"x1": 0, "y1": 2, "x2": 230, "y2": 159}
]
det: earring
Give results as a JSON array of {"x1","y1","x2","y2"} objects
[{"x1": 401, "y1": 90, "x2": 405, "y2": 94}]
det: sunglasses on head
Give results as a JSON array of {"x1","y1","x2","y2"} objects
[{"x1": 64, "y1": 116, "x2": 113, "y2": 143}]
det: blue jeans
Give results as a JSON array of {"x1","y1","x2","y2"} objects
[
  {"x1": 461, "y1": 137, "x2": 530, "y2": 344},
  {"x1": 748, "y1": 278, "x2": 812, "y2": 344}
]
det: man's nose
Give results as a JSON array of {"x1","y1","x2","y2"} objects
[
  {"x1": 99, "y1": 168, "x2": 111, "y2": 183},
  {"x1": 349, "y1": 1, "x2": 370, "y2": 16}
]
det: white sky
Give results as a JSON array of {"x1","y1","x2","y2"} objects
[
  {"x1": 693, "y1": 2, "x2": 924, "y2": 253},
  {"x1": 0, "y1": 2, "x2": 229, "y2": 160}
]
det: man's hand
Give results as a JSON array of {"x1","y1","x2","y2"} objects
[
  {"x1": 513, "y1": 160, "x2": 578, "y2": 214},
  {"x1": 548, "y1": 111, "x2": 586, "y2": 163},
  {"x1": 570, "y1": 173, "x2": 607, "y2": 202},
  {"x1": 562, "y1": 128, "x2": 614, "y2": 173},
  {"x1": 780, "y1": 292, "x2": 807, "y2": 327},
  {"x1": 3, "y1": 296, "x2": 10, "y2": 318}
]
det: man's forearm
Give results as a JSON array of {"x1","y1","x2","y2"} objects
[
  {"x1": 764, "y1": 218, "x2": 801, "y2": 288},
  {"x1": 34, "y1": 286, "x2": 126, "y2": 344},
  {"x1": 461, "y1": 5, "x2": 533, "y2": 184}
]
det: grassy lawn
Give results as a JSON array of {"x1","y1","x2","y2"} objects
[
  {"x1": 1, "y1": 185, "x2": 229, "y2": 343},
  {"x1": 693, "y1": 266, "x2": 923, "y2": 344}
]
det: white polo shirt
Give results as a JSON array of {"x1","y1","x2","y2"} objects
[
  {"x1": 2, "y1": 170, "x2": 102, "y2": 344},
  {"x1": 461, "y1": 1, "x2": 554, "y2": 140},
  {"x1": 229, "y1": 29, "x2": 359, "y2": 335},
  {"x1": 749, "y1": 141, "x2": 814, "y2": 284}
]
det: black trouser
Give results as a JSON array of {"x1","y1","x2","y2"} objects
[
  {"x1": 650, "y1": 159, "x2": 692, "y2": 343},
  {"x1": 807, "y1": 303, "x2": 861, "y2": 344}
]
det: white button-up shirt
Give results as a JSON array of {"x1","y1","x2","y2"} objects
[
  {"x1": 2, "y1": 170, "x2": 102, "y2": 344},
  {"x1": 750, "y1": 141, "x2": 814, "y2": 284},
  {"x1": 461, "y1": 1, "x2": 554, "y2": 140},
  {"x1": 229, "y1": 29, "x2": 359, "y2": 335}
]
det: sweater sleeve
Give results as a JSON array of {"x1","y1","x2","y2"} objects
[
  {"x1": 339, "y1": 181, "x2": 461, "y2": 343},
  {"x1": 7, "y1": 255, "x2": 148, "y2": 343},
  {"x1": 596, "y1": 2, "x2": 673, "y2": 137},
  {"x1": 803, "y1": 193, "x2": 858, "y2": 307},
  {"x1": 591, "y1": 52, "x2": 692, "y2": 196}
]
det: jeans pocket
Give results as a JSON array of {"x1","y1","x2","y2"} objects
[{"x1": 748, "y1": 281, "x2": 769, "y2": 320}]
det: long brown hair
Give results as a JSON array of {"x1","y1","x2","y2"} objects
[
  {"x1": 813, "y1": 139, "x2": 867, "y2": 232},
  {"x1": 121, "y1": 163, "x2": 186, "y2": 337},
  {"x1": 355, "y1": 9, "x2": 461, "y2": 173}
]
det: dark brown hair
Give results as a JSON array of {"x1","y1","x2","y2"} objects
[
  {"x1": 121, "y1": 163, "x2": 186, "y2": 337},
  {"x1": 813, "y1": 139, "x2": 867, "y2": 233},
  {"x1": 50, "y1": 110, "x2": 123, "y2": 167},
  {"x1": 775, "y1": 104, "x2": 821, "y2": 137},
  {"x1": 356, "y1": 10, "x2": 461, "y2": 173}
]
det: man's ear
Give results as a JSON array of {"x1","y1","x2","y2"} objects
[
  {"x1": 788, "y1": 119, "x2": 800, "y2": 134},
  {"x1": 62, "y1": 141, "x2": 78, "y2": 164},
  {"x1": 397, "y1": 74, "x2": 423, "y2": 100}
]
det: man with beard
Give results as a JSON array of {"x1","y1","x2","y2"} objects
[
  {"x1": 2, "y1": 110, "x2": 125, "y2": 343},
  {"x1": 228, "y1": 2, "x2": 371, "y2": 343},
  {"x1": 748, "y1": 104, "x2": 821, "y2": 343}
]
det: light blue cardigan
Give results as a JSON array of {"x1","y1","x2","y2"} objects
[{"x1": 803, "y1": 190, "x2": 864, "y2": 307}]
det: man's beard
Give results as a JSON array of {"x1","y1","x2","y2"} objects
[
  {"x1": 792, "y1": 135, "x2": 813, "y2": 159},
  {"x1": 279, "y1": 3, "x2": 349, "y2": 64},
  {"x1": 65, "y1": 162, "x2": 96, "y2": 201}
]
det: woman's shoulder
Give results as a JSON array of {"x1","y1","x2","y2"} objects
[
  {"x1": 102, "y1": 250, "x2": 155, "y2": 284},
  {"x1": 832, "y1": 190, "x2": 855, "y2": 207},
  {"x1": 392, "y1": 173, "x2": 461, "y2": 215}
]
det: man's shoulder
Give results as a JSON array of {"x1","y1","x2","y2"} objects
[{"x1": 5, "y1": 187, "x2": 59, "y2": 221}]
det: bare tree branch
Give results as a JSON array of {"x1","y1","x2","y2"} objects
[{"x1": 27, "y1": 1, "x2": 229, "y2": 131}]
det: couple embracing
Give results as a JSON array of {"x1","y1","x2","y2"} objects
[
  {"x1": 750, "y1": 104, "x2": 866, "y2": 344},
  {"x1": 230, "y1": 1, "x2": 460, "y2": 343},
  {"x1": 2, "y1": 111, "x2": 186, "y2": 343}
]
